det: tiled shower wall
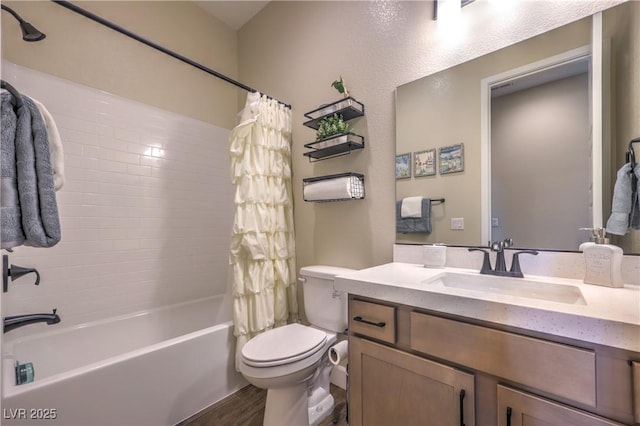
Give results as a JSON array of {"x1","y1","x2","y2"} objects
[{"x1": 2, "y1": 62, "x2": 234, "y2": 334}]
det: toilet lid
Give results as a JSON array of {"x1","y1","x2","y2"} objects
[{"x1": 242, "y1": 323, "x2": 327, "y2": 367}]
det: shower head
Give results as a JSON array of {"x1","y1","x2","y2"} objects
[{"x1": 1, "y1": 4, "x2": 46, "y2": 42}]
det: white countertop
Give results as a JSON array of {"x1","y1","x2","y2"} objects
[{"x1": 335, "y1": 262, "x2": 640, "y2": 352}]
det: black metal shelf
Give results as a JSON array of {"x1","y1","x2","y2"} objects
[
  {"x1": 303, "y1": 133, "x2": 364, "y2": 162},
  {"x1": 303, "y1": 172, "x2": 365, "y2": 202},
  {"x1": 303, "y1": 97, "x2": 364, "y2": 130}
]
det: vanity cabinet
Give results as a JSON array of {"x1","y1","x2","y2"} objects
[
  {"x1": 350, "y1": 336, "x2": 475, "y2": 426},
  {"x1": 497, "y1": 385, "x2": 621, "y2": 426},
  {"x1": 349, "y1": 299, "x2": 475, "y2": 425},
  {"x1": 348, "y1": 295, "x2": 638, "y2": 426}
]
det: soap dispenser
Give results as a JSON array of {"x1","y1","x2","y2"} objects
[{"x1": 578, "y1": 228, "x2": 623, "y2": 288}]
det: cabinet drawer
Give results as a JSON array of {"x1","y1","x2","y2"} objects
[
  {"x1": 349, "y1": 299, "x2": 396, "y2": 344},
  {"x1": 410, "y1": 312, "x2": 596, "y2": 407},
  {"x1": 497, "y1": 385, "x2": 623, "y2": 426}
]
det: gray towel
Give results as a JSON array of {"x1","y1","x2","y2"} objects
[
  {"x1": 396, "y1": 198, "x2": 432, "y2": 233},
  {"x1": 1, "y1": 91, "x2": 61, "y2": 249},
  {"x1": 1, "y1": 92, "x2": 25, "y2": 248},
  {"x1": 632, "y1": 163, "x2": 640, "y2": 230},
  {"x1": 606, "y1": 162, "x2": 640, "y2": 235}
]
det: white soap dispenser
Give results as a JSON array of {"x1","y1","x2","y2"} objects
[{"x1": 578, "y1": 228, "x2": 623, "y2": 288}]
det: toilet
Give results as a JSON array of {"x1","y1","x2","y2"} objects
[{"x1": 238, "y1": 265, "x2": 354, "y2": 426}]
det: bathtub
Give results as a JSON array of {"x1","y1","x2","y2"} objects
[{"x1": 2, "y1": 296, "x2": 247, "y2": 426}]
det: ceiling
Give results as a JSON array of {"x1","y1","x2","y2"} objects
[{"x1": 193, "y1": 1, "x2": 270, "y2": 30}]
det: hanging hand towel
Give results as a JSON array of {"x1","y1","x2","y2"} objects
[
  {"x1": 33, "y1": 98, "x2": 65, "y2": 191},
  {"x1": 396, "y1": 198, "x2": 432, "y2": 233},
  {"x1": 606, "y1": 162, "x2": 640, "y2": 234},
  {"x1": 631, "y1": 163, "x2": 640, "y2": 230},
  {"x1": 401, "y1": 196, "x2": 424, "y2": 218}
]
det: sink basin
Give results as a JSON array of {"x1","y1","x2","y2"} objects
[{"x1": 424, "y1": 272, "x2": 587, "y2": 305}]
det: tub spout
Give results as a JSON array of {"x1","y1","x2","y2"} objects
[{"x1": 4, "y1": 309, "x2": 60, "y2": 333}]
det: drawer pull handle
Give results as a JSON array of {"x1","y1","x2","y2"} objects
[
  {"x1": 353, "y1": 316, "x2": 386, "y2": 328},
  {"x1": 459, "y1": 389, "x2": 466, "y2": 426},
  {"x1": 506, "y1": 406, "x2": 512, "y2": 426}
]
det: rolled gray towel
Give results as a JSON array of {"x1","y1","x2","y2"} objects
[
  {"x1": 16, "y1": 95, "x2": 61, "y2": 247},
  {"x1": 1, "y1": 92, "x2": 26, "y2": 248}
]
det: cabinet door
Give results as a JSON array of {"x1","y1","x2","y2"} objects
[
  {"x1": 349, "y1": 336, "x2": 475, "y2": 426},
  {"x1": 497, "y1": 385, "x2": 624, "y2": 426}
]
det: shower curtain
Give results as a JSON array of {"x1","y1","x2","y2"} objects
[{"x1": 229, "y1": 91, "x2": 298, "y2": 369}]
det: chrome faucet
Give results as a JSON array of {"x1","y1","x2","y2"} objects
[
  {"x1": 4, "y1": 309, "x2": 60, "y2": 333},
  {"x1": 469, "y1": 239, "x2": 538, "y2": 278}
]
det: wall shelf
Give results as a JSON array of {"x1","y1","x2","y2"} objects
[
  {"x1": 303, "y1": 132, "x2": 365, "y2": 162},
  {"x1": 303, "y1": 97, "x2": 365, "y2": 130},
  {"x1": 303, "y1": 172, "x2": 365, "y2": 202}
]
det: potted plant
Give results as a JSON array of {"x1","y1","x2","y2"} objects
[
  {"x1": 315, "y1": 113, "x2": 349, "y2": 141},
  {"x1": 331, "y1": 76, "x2": 350, "y2": 98}
]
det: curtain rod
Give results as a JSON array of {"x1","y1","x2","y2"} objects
[{"x1": 50, "y1": 0, "x2": 291, "y2": 109}]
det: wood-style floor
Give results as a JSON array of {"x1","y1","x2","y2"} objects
[{"x1": 179, "y1": 384, "x2": 347, "y2": 426}]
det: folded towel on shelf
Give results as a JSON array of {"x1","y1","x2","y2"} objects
[
  {"x1": 303, "y1": 176, "x2": 361, "y2": 201},
  {"x1": 33, "y1": 98, "x2": 65, "y2": 191},
  {"x1": 606, "y1": 162, "x2": 640, "y2": 235},
  {"x1": 1, "y1": 92, "x2": 25, "y2": 248},
  {"x1": 0, "y1": 91, "x2": 61, "y2": 249},
  {"x1": 401, "y1": 196, "x2": 424, "y2": 218},
  {"x1": 396, "y1": 198, "x2": 432, "y2": 233}
]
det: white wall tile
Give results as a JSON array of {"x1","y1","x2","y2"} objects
[{"x1": 2, "y1": 62, "x2": 234, "y2": 335}]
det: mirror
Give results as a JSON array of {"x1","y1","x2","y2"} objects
[{"x1": 395, "y1": 1, "x2": 639, "y2": 254}]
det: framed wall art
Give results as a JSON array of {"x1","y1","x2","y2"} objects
[
  {"x1": 439, "y1": 143, "x2": 464, "y2": 175},
  {"x1": 395, "y1": 153, "x2": 412, "y2": 179},
  {"x1": 414, "y1": 149, "x2": 436, "y2": 177}
]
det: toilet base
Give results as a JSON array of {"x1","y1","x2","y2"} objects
[
  {"x1": 263, "y1": 382, "x2": 308, "y2": 426},
  {"x1": 308, "y1": 392, "x2": 334, "y2": 426}
]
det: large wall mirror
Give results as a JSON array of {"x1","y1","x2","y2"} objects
[{"x1": 396, "y1": 1, "x2": 639, "y2": 254}]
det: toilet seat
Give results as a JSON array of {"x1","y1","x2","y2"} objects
[{"x1": 242, "y1": 323, "x2": 327, "y2": 367}]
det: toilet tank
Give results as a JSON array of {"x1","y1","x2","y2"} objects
[{"x1": 300, "y1": 265, "x2": 356, "y2": 333}]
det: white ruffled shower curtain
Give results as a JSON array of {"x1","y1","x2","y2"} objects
[{"x1": 229, "y1": 91, "x2": 298, "y2": 369}]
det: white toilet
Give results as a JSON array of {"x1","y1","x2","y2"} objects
[{"x1": 238, "y1": 265, "x2": 354, "y2": 426}]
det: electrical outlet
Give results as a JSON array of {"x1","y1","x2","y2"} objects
[
  {"x1": 492, "y1": 217, "x2": 499, "y2": 227},
  {"x1": 451, "y1": 217, "x2": 464, "y2": 230}
]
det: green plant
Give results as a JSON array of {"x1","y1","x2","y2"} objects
[
  {"x1": 316, "y1": 114, "x2": 349, "y2": 140},
  {"x1": 331, "y1": 76, "x2": 349, "y2": 97}
]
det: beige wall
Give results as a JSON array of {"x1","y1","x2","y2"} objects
[
  {"x1": 238, "y1": 1, "x2": 622, "y2": 271},
  {"x1": 1, "y1": 0, "x2": 239, "y2": 129}
]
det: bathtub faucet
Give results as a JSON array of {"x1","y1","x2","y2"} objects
[{"x1": 3, "y1": 309, "x2": 61, "y2": 333}]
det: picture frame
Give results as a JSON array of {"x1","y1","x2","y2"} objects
[
  {"x1": 439, "y1": 143, "x2": 464, "y2": 175},
  {"x1": 414, "y1": 149, "x2": 436, "y2": 177},
  {"x1": 395, "y1": 153, "x2": 412, "y2": 179}
]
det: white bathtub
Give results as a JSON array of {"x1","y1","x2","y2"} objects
[{"x1": 2, "y1": 296, "x2": 247, "y2": 426}]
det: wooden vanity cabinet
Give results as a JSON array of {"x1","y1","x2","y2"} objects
[
  {"x1": 349, "y1": 298, "x2": 475, "y2": 426},
  {"x1": 348, "y1": 295, "x2": 639, "y2": 426},
  {"x1": 497, "y1": 385, "x2": 622, "y2": 426}
]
